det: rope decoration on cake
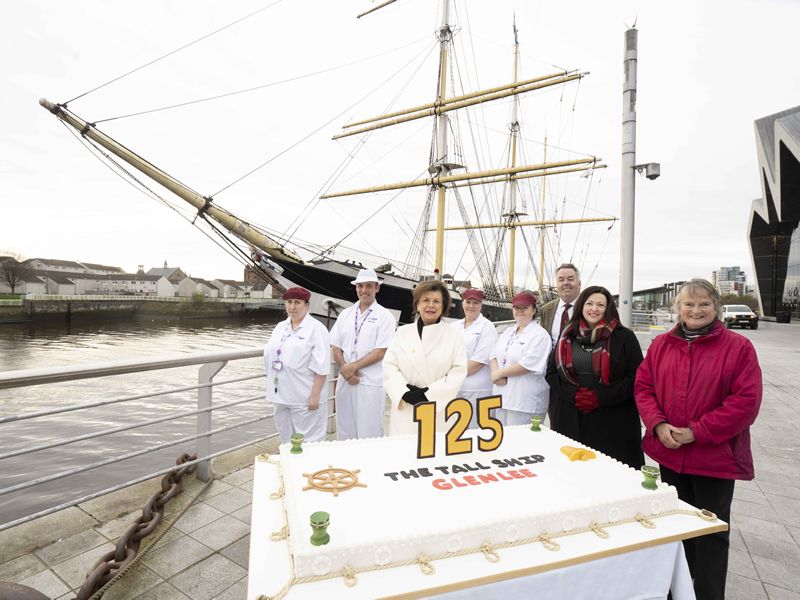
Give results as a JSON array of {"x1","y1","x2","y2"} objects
[
  {"x1": 635, "y1": 514, "x2": 656, "y2": 529},
  {"x1": 416, "y1": 554, "x2": 436, "y2": 575},
  {"x1": 269, "y1": 485, "x2": 285, "y2": 500},
  {"x1": 480, "y1": 543, "x2": 501, "y2": 562},
  {"x1": 536, "y1": 532, "x2": 561, "y2": 551},
  {"x1": 270, "y1": 525, "x2": 289, "y2": 541},
  {"x1": 302, "y1": 465, "x2": 367, "y2": 497},
  {"x1": 257, "y1": 453, "x2": 278, "y2": 463},
  {"x1": 589, "y1": 521, "x2": 609, "y2": 539},
  {"x1": 278, "y1": 507, "x2": 719, "y2": 591},
  {"x1": 342, "y1": 566, "x2": 358, "y2": 587}
]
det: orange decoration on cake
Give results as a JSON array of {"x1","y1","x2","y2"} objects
[{"x1": 560, "y1": 446, "x2": 597, "y2": 461}]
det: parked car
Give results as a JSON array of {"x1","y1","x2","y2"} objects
[{"x1": 721, "y1": 304, "x2": 759, "y2": 329}]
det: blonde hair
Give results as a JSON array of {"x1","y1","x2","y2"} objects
[{"x1": 673, "y1": 279, "x2": 722, "y2": 319}]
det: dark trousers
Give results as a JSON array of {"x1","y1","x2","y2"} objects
[{"x1": 659, "y1": 465, "x2": 735, "y2": 600}]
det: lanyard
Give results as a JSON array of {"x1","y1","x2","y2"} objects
[
  {"x1": 501, "y1": 325, "x2": 523, "y2": 367},
  {"x1": 277, "y1": 322, "x2": 302, "y2": 359},
  {"x1": 352, "y1": 307, "x2": 373, "y2": 354},
  {"x1": 272, "y1": 321, "x2": 302, "y2": 392}
]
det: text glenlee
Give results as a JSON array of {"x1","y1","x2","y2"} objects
[{"x1": 383, "y1": 454, "x2": 545, "y2": 490}]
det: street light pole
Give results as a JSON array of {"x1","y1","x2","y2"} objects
[{"x1": 619, "y1": 27, "x2": 638, "y2": 327}]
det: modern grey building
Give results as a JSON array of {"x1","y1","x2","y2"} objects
[{"x1": 748, "y1": 106, "x2": 800, "y2": 319}]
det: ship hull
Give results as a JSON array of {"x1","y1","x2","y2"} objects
[{"x1": 270, "y1": 256, "x2": 512, "y2": 324}]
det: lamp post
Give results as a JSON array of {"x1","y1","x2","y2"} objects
[{"x1": 619, "y1": 26, "x2": 659, "y2": 327}]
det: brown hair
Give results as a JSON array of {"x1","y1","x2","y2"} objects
[{"x1": 412, "y1": 280, "x2": 451, "y2": 317}]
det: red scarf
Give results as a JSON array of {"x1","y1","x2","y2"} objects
[{"x1": 554, "y1": 318, "x2": 617, "y2": 386}]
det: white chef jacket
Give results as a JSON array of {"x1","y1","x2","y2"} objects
[
  {"x1": 490, "y1": 320, "x2": 551, "y2": 414},
  {"x1": 451, "y1": 313, "x2": 497, "y2": 393},
  {"x1": 264, "y1": 313, "x2": 330, "y2": 406},
  {"x1": 330, "y1": 301, "x2": 396, "y2": 386}
]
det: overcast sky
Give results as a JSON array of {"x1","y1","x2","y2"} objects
[{"x1": 2, "y1": 0, "x2": 798, "y2": 292}]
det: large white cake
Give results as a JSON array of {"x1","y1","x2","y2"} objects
[{"x1": 272, "y1": 425, "x2": 681, "y2": 582}]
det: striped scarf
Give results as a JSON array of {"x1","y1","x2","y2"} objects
[
  {"x1": 555, "y1": 318, "x2": 617, "y2": 386},
  {"x1": 679, "y1": 321, "x2": 714, "y2": 341}
]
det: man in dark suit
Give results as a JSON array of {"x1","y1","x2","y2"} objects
[
  {"x1": 538, "y1": 263, "x2": 582, "y2": 346},
  {"x1": 540, "y1": 263, "x2": 582, "y2": 423}
]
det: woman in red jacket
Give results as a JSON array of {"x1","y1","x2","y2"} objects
[{"x1": 635, "y1": 279, "x2": 762, "y2": 600}]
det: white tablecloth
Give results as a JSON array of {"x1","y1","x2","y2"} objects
[{"x1": 430, "y1": 540, "x2": 694, "y2": 600}]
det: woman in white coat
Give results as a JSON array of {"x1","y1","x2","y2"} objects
[
  {"x1": 264, "y1": 287, "x2": 330, "y2": 443},
  {"x1": 383, "y1": 281, "x2": 467, "y2": 436},
  {"x1": 450, "y1": 288, "x2": 498, "y2": 428},
  {"x1": 489, "y1": 291, "x2": 551, "y2": 426}
]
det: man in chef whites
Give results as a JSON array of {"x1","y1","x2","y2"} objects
[{"x1": 330, "y1": 268, "x2": 397, "y2": 439}]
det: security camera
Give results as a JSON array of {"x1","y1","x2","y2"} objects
[{"x1": 645, "y1": 163, "x2": 660, "y2": 180}]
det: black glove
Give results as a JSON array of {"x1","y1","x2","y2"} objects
[
  {"x1": 402, "y1": 385, "x2": 429, "y2": 406},
  {"x1": 406, "y1": 384, "x2": 427, "y2": 392}
]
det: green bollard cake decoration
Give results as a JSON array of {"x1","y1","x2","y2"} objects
[
  {"x1": 530, "y1": 416, "x2": 542, "y2": 432},
  {"x1": 309, "y1": 511, "x2": 330, "y2": 546},
  {"x1": 641, "y1": 465, "x2": 660, "y2": 490},
  {"x1": 290, "y1": 433, "x2": 304, "y2": 454}
]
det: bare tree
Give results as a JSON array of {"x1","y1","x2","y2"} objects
[{"x1": 0, "y1": 251, "x2": 28, "y2": 294}]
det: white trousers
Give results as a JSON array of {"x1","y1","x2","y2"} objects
[
  {"x1": 274, "y1": 403, "x2": 328, "y2": 444},
  {"x1": 335, "y1": 381, "x2": 385, "y2": 440},
  {"x1": 457, "y1": 389, "x2": 493, "y2": 429},
  {"x1": 497, "y1": 408, "x2": 546, "y2": 427}
]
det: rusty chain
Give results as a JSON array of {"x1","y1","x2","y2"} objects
[{"x1": 74, "y1": 453, "x2": 197, "y2": 600}]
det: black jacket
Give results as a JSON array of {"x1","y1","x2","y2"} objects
[{"x1": 545, "y1": 326, "x2": 644, "y2": 469}]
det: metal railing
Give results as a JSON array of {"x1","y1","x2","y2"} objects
[{"x1": 0, "y1": 347, "x2": 337, "y2": 532}]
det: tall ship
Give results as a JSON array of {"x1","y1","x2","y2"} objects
[{"x1": 40, "y1": 1, "x2": 613, "y2": 324}]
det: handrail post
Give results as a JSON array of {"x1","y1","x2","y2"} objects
[{"x1": 197, "y1": 361, "x2": 226, "y2": 481}]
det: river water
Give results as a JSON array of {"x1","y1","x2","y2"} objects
[{"x1": 0, "y1": 314, "x2": 284, "y2": 527}]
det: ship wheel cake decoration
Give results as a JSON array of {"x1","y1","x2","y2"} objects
[{"x1": 302, "y1": 465, "x2": 367, "y2": 497}]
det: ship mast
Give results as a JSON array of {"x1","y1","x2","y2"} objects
[
  {"x1": 505, "y1": 18, "x2": 523, "y2": 297},
  {"x1": 324, "y1": 7, "x2": 612, "y2": 294},
  {"x1": 433, "y1": 0, "x2": 453, "y2": 275}
]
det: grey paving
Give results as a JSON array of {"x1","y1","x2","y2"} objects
[
  {"x1": 0, "y1": 321, "x2": 798, "y2": 598},
  {"x1": 168, "y1": 554, "x2": 246, "y2": 600}
]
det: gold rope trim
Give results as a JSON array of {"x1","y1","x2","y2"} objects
[
  {"x1": 270, "y1": 525, "x2": 289, "y2": 541},
  {"x1": 288, "y1": 508, "x2": 716, "y2": 587},
  {"x1": 590, "y1": 521, "x2": 609, "y2": 539},
  {"x1": 537, "y1": 531, "x2": 561, "y2": 551},
  {"x1": 342, "y1": 565, "x2": 358, "y2": 587},
  {"x1": 635, "y1": 513, "x2": 656, "y2": 529},
  {"x1": 417, "y1": 554, "x2": 435, "y2": 575},
  {"x1": 480, "y1": 542, "x2": 501, "y2": 562},
  {"x1": 269, "y1": 485, "x2": 285, "y2": 500}
]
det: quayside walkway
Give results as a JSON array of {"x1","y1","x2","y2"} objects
[{"x1": 0, "y1": 321, "x2": 798, "y2": 599}]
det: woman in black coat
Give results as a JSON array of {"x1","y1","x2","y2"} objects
[{"x1": 545, "y1": 286, "x2": 644, "y2": 469}]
